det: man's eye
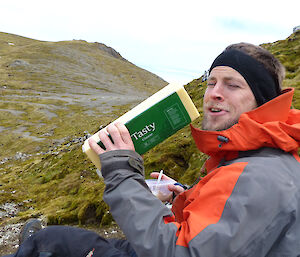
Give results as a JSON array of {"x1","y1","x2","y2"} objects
[
  {"x1": 228, "y1": 84, "x2": 240, "y2": 88},
  {"x1": 207, "y1": 83, "x2": 215, "y2": 87}
]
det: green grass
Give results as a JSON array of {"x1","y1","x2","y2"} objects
[{"x1": 262, "y1": 30, "x2": 300, "y2": 109}]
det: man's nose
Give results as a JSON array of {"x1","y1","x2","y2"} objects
[{"x1": 209, "y1": 83, "x2": 224, "y2": 101}]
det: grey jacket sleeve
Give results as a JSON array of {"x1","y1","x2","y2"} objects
[{"x1": 100, "y1": 150, "x2": 178, "y2": 257}]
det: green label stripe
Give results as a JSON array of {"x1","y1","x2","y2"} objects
[{"x1": 97, "y1": 92, "x2": 191, "y2": 155}]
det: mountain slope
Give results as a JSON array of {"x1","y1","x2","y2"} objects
[{"x1": 0, "y1": 32, "x2": 167, "y2": 158}]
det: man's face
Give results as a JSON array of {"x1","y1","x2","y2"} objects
[{"x1": 202, "y1": 66, "x2": 257, "y2": 131}]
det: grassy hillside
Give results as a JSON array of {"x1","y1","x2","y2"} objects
[
  {"x1": 0, "y1": 32, "x2": 167, "y2": 159},
  {"x1": 0, "y1": 30, "x2": 299, "y2": 234},
  {"x1": 262, "y1": 30, "x2": 300, "y2": 108}
]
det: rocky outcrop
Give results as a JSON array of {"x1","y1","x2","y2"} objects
[
  {"x1": 95, "y1": 42, "x2": 126, "y2": 61},
  {"x1": 293, "y1": 25, "x2": 300, "y2": 33}
]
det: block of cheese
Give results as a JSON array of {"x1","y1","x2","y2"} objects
[{"x1": 82, "y1": 83, "x2": 199, "y2": 170}]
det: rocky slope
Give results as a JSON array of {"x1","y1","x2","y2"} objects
[{"x1": 0, "y1": 32, "x2": 167, "y2": 159}]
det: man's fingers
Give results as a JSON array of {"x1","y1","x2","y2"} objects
[
  {"x1": 168, "y1": 184, "x2": 185, "y2": 195},
  {"x1": 88, "y1": 138, "x2": 105, "y2": 155},
  {"x1": 107, "y1": 124, "x2": 122, "y2": 147},
  {"x1": 90, "y1": 123, "x2": 135, "y2": 153},
  {"x1": 89, "y1": 123, "x2": 135, "y2": 155},
  {"x1": 99, "y1": 130, "x2": 114, "y2": 150},
  {"x1": 150, "y1": 172, "x2": 159, "y2": 179},
  {"x1": 115, "y1": 123, "x2": 135, "y2": 150}
]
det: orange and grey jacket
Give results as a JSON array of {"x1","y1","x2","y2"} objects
[{"x1": 100, "y1": 88, "x2": 300, "y2": 257}]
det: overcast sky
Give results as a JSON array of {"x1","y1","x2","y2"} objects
[{"x1": 1, "y1": 0, "x2": 299, "y2": 84}]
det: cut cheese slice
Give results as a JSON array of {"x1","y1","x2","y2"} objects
[{"x1": 82, "y1": 83, "x2": 199, "y2": 170}]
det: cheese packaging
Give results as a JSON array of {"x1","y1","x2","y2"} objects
[{"x1": 82, "y1": 83, "x2": 199, "y2": 170}]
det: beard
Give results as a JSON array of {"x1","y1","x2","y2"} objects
[{"x1": 201, "y1": 114, "x2": 239, "y2": 131}]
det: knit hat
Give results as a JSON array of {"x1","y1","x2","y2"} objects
[{"x1": 209, "y1": 49, "x2": 281, "y2": 106}]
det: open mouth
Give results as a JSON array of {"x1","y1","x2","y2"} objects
[{"x1": 210, "y1": 108, "x2": 222, "y2": 113}]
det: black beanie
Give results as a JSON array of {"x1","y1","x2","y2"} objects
[{"x1": 209, "y1": 49, "x2": 281, "y2": 106}]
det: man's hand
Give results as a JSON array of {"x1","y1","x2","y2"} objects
[
  {"x1": 88, "y1": 122, "x2": 135, "y2": 155},
  {"x1": 150, "y1": 172, "x2": 185, "y2": 202}
]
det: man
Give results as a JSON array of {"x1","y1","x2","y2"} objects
[{"x1": 5, "y1": 43, "x2": 300, "y2": 256}]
